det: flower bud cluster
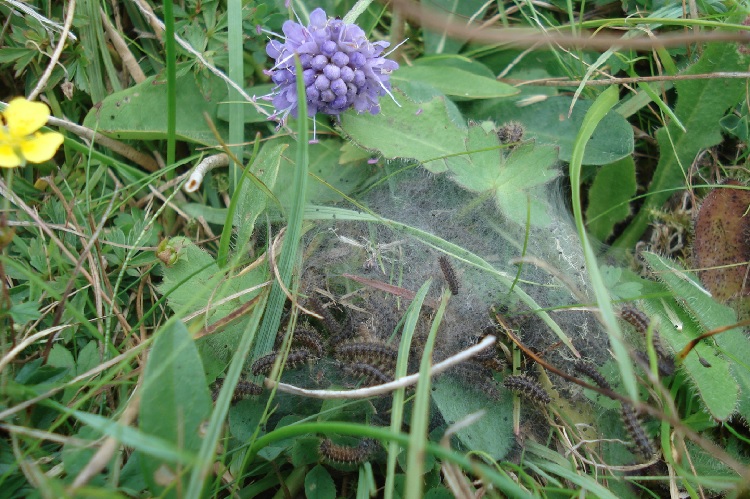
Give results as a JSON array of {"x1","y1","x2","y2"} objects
[{"x1": 265, "y1": 8, "x2": 399, "y2": 123}]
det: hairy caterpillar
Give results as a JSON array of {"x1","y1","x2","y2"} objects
[
  {"x1": 335, "y1": 342, "x2": 399, "y2": 368},
  {"x1": 319, "y1": 438, "x2": 378, "y2": 465},
  {"x1": 307, "y1": 298, "x2": 353, "y2": 344},
  {"x1": 344, "y1": 362, "x2": 394, "y2": 386},
  {"x1": 438, "y1": 256, "x2": 460, "y2": 295},
  {"x1": 620, "y1": 305, "x2": 650, "y2": 334},
  {"x1": 497, "y1": 121, "x2": 525, "y2": 145},
  {"x1": 465, "y1": 334, "x2": 505, "y2": 371},
  {"x1": 503, "y1": 374, "x2": 551, "y2": 405},
  {"x1": 634, "y1": 351, "x2": 675, "y2": 377},
  {"x1": 251, "y1": 349, "x2": 311, "y2": 376},
  {"x1": 211, "y1": 378, "x2": 263, "y2": 402},
  {"x1": 447, "y1": 362, "x2": 502, "y2": 400},
  {"x1": 291, "y1": 325, "x2": 325, "y2": 357},
  {"x1": 573, "y1": 360, "x2": 611, "y2": 390},
  {"x1": 621, "y1": 403, "x2": 655, "y2": 459},
  {"x1": 621, "y1": 306, "x2": 675, "y2": 376}
]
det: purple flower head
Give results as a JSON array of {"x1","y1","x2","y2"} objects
[{"x1": 265, "y1": 8, "x2": 399, "y2": 124}]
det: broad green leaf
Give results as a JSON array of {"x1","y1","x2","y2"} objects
[
  {"x1": 642, "y1": 252, "x2": 740, "y2": 420},
  {"x1": 472, "y1": 95, "x2": 634, "y2": 165},
  {"x1": 452, "y1": 124, "x2": 559, "y2": 226},
  {"x1": 9, "y1": 301, "x2": 41, "y2": 323},
  {"x1": 586, "y1": 157, "x2": 637, "y2": 241},
  {"x1": 640, "y1": 297, "x2": 738, "y2": 421},
  {"x1": 392, "y1": 66, "x2": 518, "y2": 99},
  {"x1": 341, "y1": 91, "x2": 467, "y2": 174},
  {"x1": 65, "y1": 407, "x2": 196, "y2": 465},
  {"x1": 180, "y1": 203, "x2": 229, "y2": 225},
  {"x1": 642, "y1": 252, "x2": 750, "y2": 419},
  {"x1": 341, "y1": 94, "x2": 559, "y2": 226},
  {"x1": 83, "y1": 73, "x2": 229, "y2": 146},
  {"x1": 430, "y1": 375, "x2": 514, "y2": 460},
  {"x1": 157, "y1": 237, "x2": 268, "y2": 379},
  {"x1": 76, "y1": 340, "x2": 100, "y2": 376},
  {"x1": 615, "y1": 42, "x2": 750, "y2": 248},
  {"x1": 305, "y1": 465, "x2": 336, "y2": 499},
  {"x1": 139, "y1": 321, "x2": 212, "y2": 496}
]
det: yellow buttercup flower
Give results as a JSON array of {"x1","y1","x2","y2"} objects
[{"x1": 0, "y1": 98, "x2": 64, "y2": 168}]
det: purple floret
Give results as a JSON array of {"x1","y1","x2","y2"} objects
[{"x1": 265, "y1": 8, "x2": 399, "y2": 124}]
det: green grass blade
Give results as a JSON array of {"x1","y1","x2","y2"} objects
[
  {"x1": 162, "y1": 0, "x2": 177, "y2": 167},
  {"x1": 249, "y1": 422, "x2": 529, "y2": 497},
  {"x1": 227, "y1": 0, "x2": 244, "y2": 193},
  {"x1": 569, "y1": 85, "x2": 638, "y2": 402},
  {"x1": 251, "y1": 56, "x2": 309, "y2": 364},
  {"x1": 405, "y1": 289, "x2": 449, "y2": 498},
  {"x1": 384, "y1": 280, "x2": 431, "y2": 499},
  {"x1": 184, "y1": 290, "x2": 268, "y2": 499}
]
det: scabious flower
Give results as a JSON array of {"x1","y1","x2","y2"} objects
[
  {"x1": 0, "y1": 98, "x2": 64, "y2": 168},
  {"x1": 264, "y1": 8, "x2": 399, "y2": 124}
]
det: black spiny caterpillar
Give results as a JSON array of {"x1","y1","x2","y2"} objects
[
  {"x1": 438, "y1": 256, "x2": 460, "y2": 295},
  {"x1": 573, "y1": 360, "x2": 611, "y2": 390},
  {"x1": 620, "y1": 305, "x2": 650, "y2": 334},
  {"x1": 335, "y1": 342, "x2": 399, "y2": 368},
  {"x1": 307, "y1": 298, "x2": 354, "y2": 345},
  {"x1": 344, "y1": 362, "x2": 394, "y2": 386},
  {"x1": 503, "y1": 374, "x2": 551, "y2": 405},
  {"x1": 448, "y1": 362, "x2": 501, "y2": 400},
  {"x1": 251, "y1": 348, "x2": 311, "y2": 376},
  {"x1": 211, "y1": 378, "x2": 263, "y2": 402},
  {"x1": 319, "y1": 438, "x2": 378, "y2": 465},
  {"x1": 621, "y1": 403, "x2": 655, "y2": 459},
  {"x1": 291, "y1": 325, "x2": 325, "y2": 357}
]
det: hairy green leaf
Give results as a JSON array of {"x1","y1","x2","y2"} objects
[
  {"x1": 642, "y1": 252, "x2": 740, "y2": 420},
  {"x1": 615, "y1": 42, "x2": 750, "y2": 248}
]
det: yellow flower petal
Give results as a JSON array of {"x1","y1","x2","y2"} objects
[
  {"x1": 0, "y1": 143, "x2": 22, "y2": 168},
  {"x1": 4, "y1": 98, "x2": 51, "y2": 137},
  {"x1": 20, "y1": 131, "x2": 64, "y2": 163}
]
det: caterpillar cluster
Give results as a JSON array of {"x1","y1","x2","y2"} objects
[
  {"x1": 465, "y1": 334, "x2": 506, "y2": 372},
  {"x1": 438, "y1": 256, "x2": 460, "y2": 295},
  {"x1": 319, "y1": 438, "x2": 378, "y2": 465},
  {"x1": 503, "y1": 374, "x2": 551, "y2": 405},
  {"x1": 307, "y1": 297, "x2": 355, "y2": 346},
  {"x1": 335, "y1": 341, "x2": 399, "y2": 387},
  {"x1": 573, "y1": 360, "x2": 655, "y2": 460},
  {"x1": 250, "y1": 297, "x2": 350, "y2": 382},
  {"x1": 211, "y1": 378, "x2": 263, "y2": 403},
  {"x1": 278, "y1": 324, "x2": 325, "y2": 358}
]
